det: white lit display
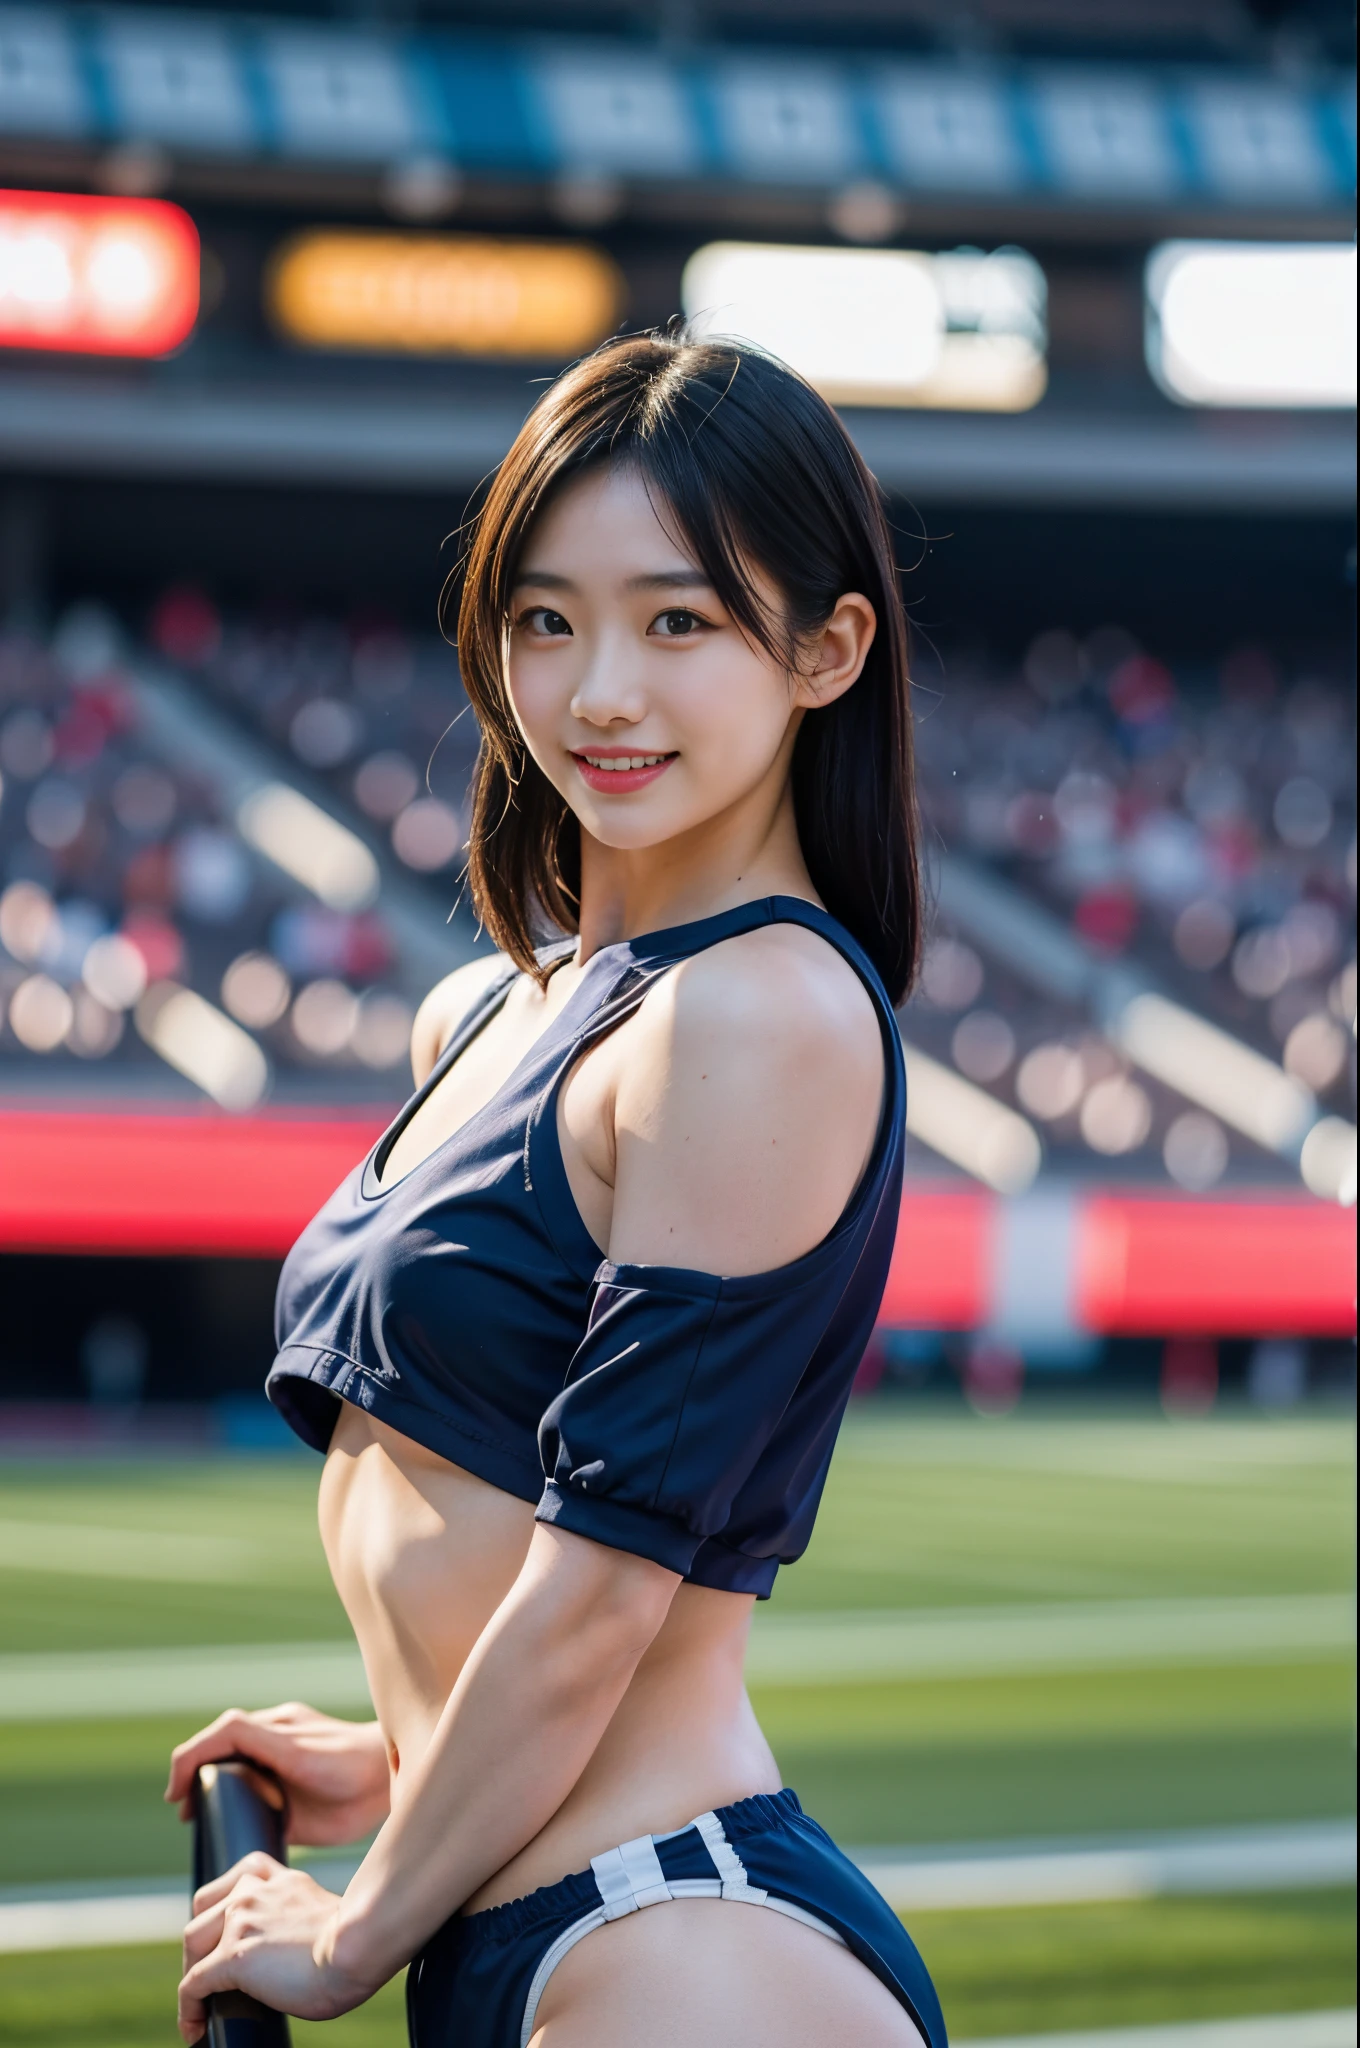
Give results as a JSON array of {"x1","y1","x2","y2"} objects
[
  {"x1": 681, "y1": 241, "x2": 1046, "y2": 411},
  {"x1": 1146, "y1": 241, "x2": 1356, "y2": 409}
]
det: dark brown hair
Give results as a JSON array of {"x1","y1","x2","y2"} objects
[{"x1": 441, "y1": 330, "x2": 921, "y2": 1002}]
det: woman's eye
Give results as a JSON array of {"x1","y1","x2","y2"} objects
[
  {"x1": 524, "y1": 608, "x2": 571, "y2": 637},
  {"x1": 651, "y1": 609, "x2": 701, "y2": 638}
]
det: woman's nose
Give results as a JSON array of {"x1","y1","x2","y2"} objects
[{"x1": 569, "y1": 632, "x2": 647, "y2": 727}]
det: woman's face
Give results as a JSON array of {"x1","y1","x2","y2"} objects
[{"x1": 506, "y1": 466, "x2": 853, "y2": 856}]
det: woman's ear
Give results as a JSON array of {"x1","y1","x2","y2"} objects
[{"x1": 791, "y1": 593, "x2": 877, "y2": 710}]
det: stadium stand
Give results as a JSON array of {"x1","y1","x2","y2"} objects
[
  {"x1": 0, "y1": 605, "x2": 447, "y2": 1099},
  {"x1": 2, "y1": 587, "x2": 1352, "y2": 1196},
  {"x1": 908, "y1": 630, "x2": 1356, "y2": 1190}
]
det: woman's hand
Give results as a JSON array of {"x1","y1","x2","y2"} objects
[
  {"x1": 178, "y1": 1853, "x2": 379, "y2": 2042},
  {"x1": 166, "y1": 1703, "x2": 392, "y2": 1847}
]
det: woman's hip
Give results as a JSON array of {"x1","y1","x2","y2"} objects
[{"x1": 406, "y1": 1789, "x2": 947, "y2": 2048}]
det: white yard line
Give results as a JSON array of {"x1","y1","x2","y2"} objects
[
  {"x1": 744, "y1": 1594, "x2": 1355, "y2": 1686},
  {"x1": 856, "y1": 1820, "x2": 1356, "y2": 1911},
  {"x1": 960, "y1": 2015, "x2": 1356, "y2": 2048},
  {"x1": 0, "y1": 1822, "x2": 1351, "y2": 1954},
  {"x1": 2, "y1": 1594, "x2": 1351, "y2": 1722},
  {"x1": 0, "y1": 1640, "x2": 373, "y2": 1721},
  {"x1": 0, "y1": 1518, "x2": 264, "y2": 1583},
  {"x1": 0, "y1": 1893, "x2": 188, "y2": 1953}
]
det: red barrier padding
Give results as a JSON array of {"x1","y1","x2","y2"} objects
[
  {"x1": 882, "y1": 1189, "x2": 993, "y2": 1331},
  {"x1": 0, "y1": 189, "x2": 199, "y2": 357},
  {"x1": 0, "y1": 1109, "x2": 384, "y2": 1257},
  {"x1": 1075, "y1": 1193, "x2": 1357, "y2": 1337},
  {"x1": 0, "y1": 1112, "x2": 1354, "y2": 1337}
]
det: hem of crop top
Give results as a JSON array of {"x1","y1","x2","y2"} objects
[
  {"x1": 531, "y1": 1479, "x2": 778, "y2": 1598},
  {"x1": 266, "y1": 1345, "x2": 783, "y2": 1598},
  {"x1": 535, "y1": 1474, "x2": 699, "y2": 1577},
  {"x1": 266, "y1": 1343, "x2": 547, "y2": 1500},
  {"x1": 533, "y1": 1481, "x2": 782, "y2": 1596}
]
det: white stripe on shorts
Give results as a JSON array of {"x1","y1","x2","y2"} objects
[{"x1": 518, "y1": 1810, "x2": 843, "y2": 2047}]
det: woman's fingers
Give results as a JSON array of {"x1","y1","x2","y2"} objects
[
  {"x1": 191, "y1": 1851, "x2": 281, "y2": 1917},
  {"x1": 178, "y1": 1945, "x2": 241, "y2": 2041},
  {"x1": 178, "y1": 1875, "x2": 266, "y2": 2031},
  {"x1": 166, "y1": 1708, "x2": 290, "y2": 1803},
  {"x1": 177, "y1": 1894, "x2": 251, "y2": 2045},
  {"x1": 177, "y1": 1983, "x2": 208, "y2": 2045},
  {"x1": 176, "y1": 1864, "x2": 355, "y2": 2036},
  {"x1": 181, "y1": 1898, "x2": 227, "y2": 1968},
  {"x1": 179, "y1": 1870, "x2": 275, "y2": 2030}
]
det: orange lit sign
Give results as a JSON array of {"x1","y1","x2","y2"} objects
[
  {"x1": 268, "y1": 230, "x2": 622, "y2": 359},
  {"x1": 0, "y1": 189, "x2": 199, "y2": 358}
]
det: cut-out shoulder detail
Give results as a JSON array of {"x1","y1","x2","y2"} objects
[{"x1": 601, "y1": 925, "x2": 885, "y2": 1279}]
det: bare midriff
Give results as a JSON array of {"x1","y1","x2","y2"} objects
[{"x1": 316, "y1": 1403, "x2": 782, "y2": 1918}]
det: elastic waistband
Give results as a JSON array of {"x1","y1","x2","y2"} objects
[
  {"x1": 713, "y1": 1787, "x2": 805, "y2": 1841},
  {"x1": 457, "y1": 1788, "x2": 805, "y2": 1950}
]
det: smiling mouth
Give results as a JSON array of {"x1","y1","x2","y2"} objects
[
  {"x1": 575, "y1": 752, "x2": 675, "y2": 772},
  {"x1": 569, "y1": 749, "x2": 678, "y2": 794}
]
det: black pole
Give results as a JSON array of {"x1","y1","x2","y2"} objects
[{"x1": 192, "y1": 1761, "x2": 293, "y2": 2048}]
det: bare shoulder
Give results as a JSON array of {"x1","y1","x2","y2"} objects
[
  {"x1": 409, "y1": 951, "x2": 513, "y2": 1084},
  {"x1": 609, "y1": 918, "x2": 885, "y2": 1275},
  {"x1": 641, "y1": 919, "x2": 881, "y2": 1095},
  {"x1": 701, "y1": 918, "x2": 880, "y2": 1042}
]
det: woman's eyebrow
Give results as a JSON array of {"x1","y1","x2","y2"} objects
[
  {"x1": 625, "y1": 570, "x2": 714, "y2": 592},
  {"x1": 512, "y1": 569, "x2": 574, "y2": 591}
]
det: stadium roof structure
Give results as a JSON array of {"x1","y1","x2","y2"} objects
[
  {"x1": 0, "y1": 11, "x2": 1353, "y2": 507},
  {"x1": 0, "y1": 367, "x2": 1349, "y2": 509},
  {"x1": 0, "y1": 13, "x2": 1352, "y2": 226}
]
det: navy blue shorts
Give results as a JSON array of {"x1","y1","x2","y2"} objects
[{"x1": 406, "y1": 1789, "x2": 946, "y2": 2047}]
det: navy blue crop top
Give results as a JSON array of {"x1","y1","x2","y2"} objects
[{"x1": 267, "y1": 897, "x2": 906, "y2": 1598}]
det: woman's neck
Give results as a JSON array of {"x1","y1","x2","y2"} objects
[{"x1": 574, "y1": 777, "x2": 816, "y2": 965}]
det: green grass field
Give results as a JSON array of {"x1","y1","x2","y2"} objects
[
  {"x1": 0, "y1": 1406, "x2": 1353, "y2": 2040},
  {"x1": 1, "y1": 1890, "x2": 1355, "y2": 2047}
]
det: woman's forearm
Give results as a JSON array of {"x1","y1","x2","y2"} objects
[{"x1": 331, "y1": 1527, "x2": 676, "y2": 1987}]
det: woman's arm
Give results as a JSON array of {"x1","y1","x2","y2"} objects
[
  {"x1": 178, "y1": 1529, "x2": 676, "y2": 2031},
  {"x1": 337, "y1": 1524, "x2": 676, "y2": 1975}
]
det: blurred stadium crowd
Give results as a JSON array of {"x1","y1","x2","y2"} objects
[
  {"x1": 909, "y1": 627, "x2": 1356, "y2": 1186},
  {"x1": 1, "y1": 587, "x2": 1353, "y2": 1191},
  {"x1": 0, "y1": 600, "x2": 452, "y2": 1090}
]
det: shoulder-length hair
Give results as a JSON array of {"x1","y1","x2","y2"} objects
[{"x1": 441, "y1": 330, "x2": 921, "y2": 1003}]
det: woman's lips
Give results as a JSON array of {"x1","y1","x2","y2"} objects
[{"x1": 570, "y1": 750, "x2": 677, "y2": 794}]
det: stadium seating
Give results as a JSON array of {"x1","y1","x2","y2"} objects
[
  {"x1": 0, "y1": 605, "x2": 425, "y2": 1095},
  {"x1": 2, "y1": 590, "x2": 1352, "y2": 1193}
]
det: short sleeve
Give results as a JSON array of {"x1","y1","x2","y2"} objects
[{"x1": 535, "y1": 1255, "x2": 837, "y2": 1574}]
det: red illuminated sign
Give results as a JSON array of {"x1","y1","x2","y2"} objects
[{"x1": 0, "y1": 189, "x2": 198, "y2": 358}]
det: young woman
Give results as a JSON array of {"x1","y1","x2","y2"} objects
[{"x1": 167, "y1": 332, "x2": 946, "y2": 2048}]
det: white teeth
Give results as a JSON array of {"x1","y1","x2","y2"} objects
[{"x1": 583, "y1": 754, "x2": 668, "y2": 771}]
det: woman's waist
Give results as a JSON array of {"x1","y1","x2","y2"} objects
[
  {"x1": 367, "y1": 1589, "x2": 762, "y2": 1766},
  {"x1": 362, "y1": 1594, "x2": 772, "y2": 1914},
  {"x1": 458, "y1": 1684, "x2": 781, "y2": 1915},
  {"x1": 328, "y1": 1441, "x2": 760, "y2": 1731}
]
